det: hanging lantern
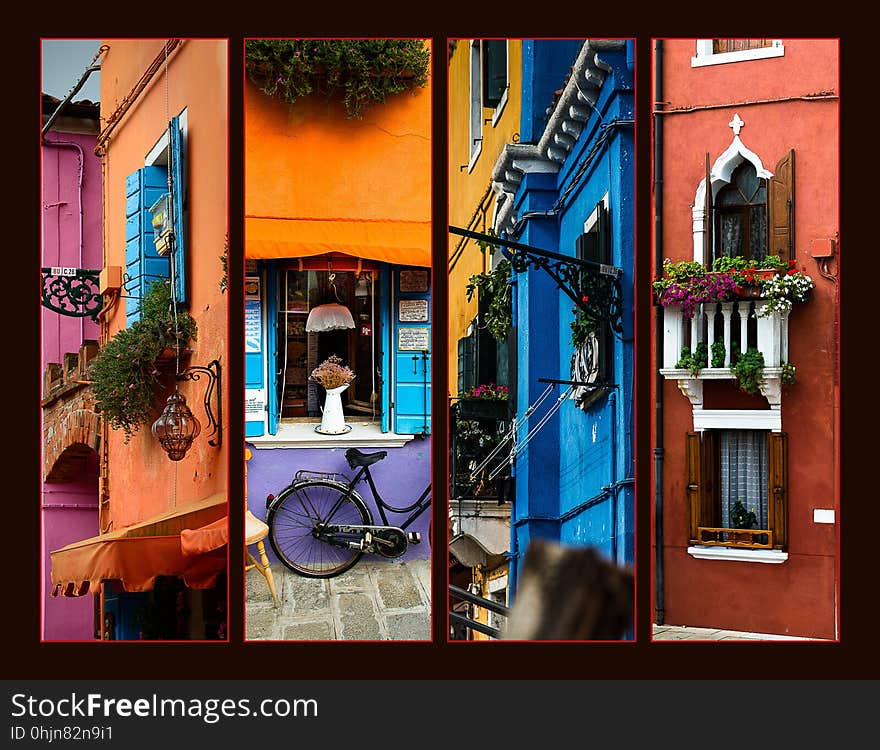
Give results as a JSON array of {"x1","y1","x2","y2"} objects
[
  {"x1": 152, "y1": 391, "x2": 202, "y2": 461},
  {"x1": 354, "y1": 274, "x2": 370, "y2": 298}
]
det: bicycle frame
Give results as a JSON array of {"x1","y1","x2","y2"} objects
[{"x1": 322, "y1": 463, "x2": 431, "y2": 531}]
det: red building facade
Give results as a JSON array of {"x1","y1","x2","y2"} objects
[{"x1": 652, "y1": 39, "x2": 839, "y2": 639}]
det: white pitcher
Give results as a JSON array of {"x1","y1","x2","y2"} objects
[{"x1": 315, "y1": 384, "x2": 351, "y2": 435}]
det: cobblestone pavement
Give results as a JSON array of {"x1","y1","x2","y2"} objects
[
  {"x1": 652, "y1": 624, "x2": 825, "y2": 641},
  {"x1": 246, "y1": 558, "x2": 431, "y2": 641}
]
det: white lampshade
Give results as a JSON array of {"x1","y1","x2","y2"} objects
[{"x1": 306, "y1": 303, "x2": 355, "y2": 332}]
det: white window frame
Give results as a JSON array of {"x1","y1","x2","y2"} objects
[
  {"x1": 468, "y1": 41, "x2": 483, "y2": 173},
  {"x1": 145, "y1": 108, "x2": 187, "y2": 167},
  {"x1": 691, "y1": 39, "x2": 784, "y2": 68}
]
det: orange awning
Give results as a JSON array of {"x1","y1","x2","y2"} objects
[
  {"x1": 51, "y1": 492, "x2": 227, "y2": 597},
  {"x1": 181, "y1": 516, "x2": 229, "y2": 556},
  {"x1": 246, "y1": 216, "x2": 431, "y2": 267}
]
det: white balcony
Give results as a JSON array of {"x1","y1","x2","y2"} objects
[{"x1": 660, "y1": 299, "x2": 790, "y2": 431}]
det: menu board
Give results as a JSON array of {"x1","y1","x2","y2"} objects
[
  {"x1": 245, "y1": 390, "x2": 265, "y2": 417},
  {"x1": 399, "y1": 269, "x2": 429, "y2": 293},
  {"x1": 398, "y1": 299, "x2": 429, "y2": 322},
  {"x1": 398, "y1": 327, "x2": 430, "y2": 351}
]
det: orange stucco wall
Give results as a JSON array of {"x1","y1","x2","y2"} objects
[
  {"x1": 244, "y1": 44, "x2": 431, "y2": 262},
  {"x1": 652, "y1": 40, "x2": 839, "y2": 638},
  {"x1": 100, "y1": 39, "x2": 229, "y2": 529}
]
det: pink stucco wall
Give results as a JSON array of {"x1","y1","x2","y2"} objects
[{"x1": 41, "y1": 128, "x2": 102, "y2": 640}]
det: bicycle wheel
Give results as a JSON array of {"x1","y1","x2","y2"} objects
[{"x1": 267, "y1": 480, "x2": 373, "y2": 578}]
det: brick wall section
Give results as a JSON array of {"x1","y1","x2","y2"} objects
[{"x1": 43, "y1": 341, "x2": 101, "y2": 483}]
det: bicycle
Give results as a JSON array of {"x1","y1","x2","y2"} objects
[{"x1": 266, "y1": 448, "x2": 431, "y2": 578}]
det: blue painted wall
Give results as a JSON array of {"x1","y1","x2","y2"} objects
[{"x1": 509, "y1": 41, "x2": 635, "y2": 596}]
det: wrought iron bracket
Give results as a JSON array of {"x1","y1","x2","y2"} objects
[
  {"x1": 177, "y1": 359, "x2": 222, "y2": 447},
  {"x1": 41, "y1": 268, "x2": 103, "y2": 321},
  {"x1": 449, "y1": 226, "x2": 624, "y2": 333}
]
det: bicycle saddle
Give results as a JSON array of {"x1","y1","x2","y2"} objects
[{"x1": 345, "y1": 448, "x2": 387, "y2": 469}]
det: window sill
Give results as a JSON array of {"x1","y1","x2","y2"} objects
[
  {"x1": 248, "y1": 421, "x2": 415, "y2": 449},
  {"x1": 687, "y1": 546, "x2": 789, "y2": 564},
  {"x1": 691, "y1": 44, "x2": 784, "y2": 68}
]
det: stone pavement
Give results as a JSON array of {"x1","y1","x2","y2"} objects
[
  {"x1": 652, "y1": 624, "x2": 825, "y2": 641},
  {"x1": 246, "y1": 558, "x2": 431, "y2": 641}
]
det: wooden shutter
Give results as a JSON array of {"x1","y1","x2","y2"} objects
[
  {"x1": 685, "y1": 432, "x2": 703, "y2": 541},
  {"x1": 768, "y1": 149, "x2": 795, "y2": 263},
  {"x1": 700, "y1": 430, "x2": 718, "y2": 529},
  {"x1": 482, "y1": 40, "x2": 507, "y2": 108},
  {"x1": 767, "y1": 431, "x2": 788, "y2": 549},
  {"x1": 169, "y1": 116, "x2": 188, "y2": 306},
  {"x1": 124, "y1": 165, "x2": 170, "y2": 326}
]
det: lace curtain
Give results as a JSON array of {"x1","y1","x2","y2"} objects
[{"x1": 719, "y1": 430, "x2": 767, "y2": 529}]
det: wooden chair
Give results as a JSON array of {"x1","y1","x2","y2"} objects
[
  {"x1": 245, "y1": 509, "x2": 279, "y2": 608},
  {"x1": 245, "y1": 447, "x2": 279, "y2": 607}
]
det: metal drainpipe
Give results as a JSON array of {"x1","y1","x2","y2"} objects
[
  {"x1": 653, "y1": 39, "x2": 666, "y2": 626},
  {"x1": 609, "y1": 389, "x2": 618, "y2": 563}
]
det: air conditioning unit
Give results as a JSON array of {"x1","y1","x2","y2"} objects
[{"x1": 149, "y1": 193, "x2": 174, "y2": 257}]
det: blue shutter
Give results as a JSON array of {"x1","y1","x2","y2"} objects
[
  {"x1": 245, "y1": 268, "x2": 265, "y2": 438},
  {"x1": 380, "y1": 270, "x2": 391, "y2": 433},
  {"x1": 124, "y1": 166, "x2": 169, "y2": 326},
  {"x1": 169, "y1": 116, "x2": 187, "y2": 307},
  {"x1": 392, "y1": 268, "x2": 431, "y2": 435},
  {"x1": 266, "y1": 263, "x2": 280, "y2": 435}
]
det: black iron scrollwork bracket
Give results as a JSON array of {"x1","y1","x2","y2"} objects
[
  {"x1": 40, "y1": 268, "x2": 103, "y2": 322},
  {"x1": 448, "y1": 226, "x2": 624, "y2": 333},
  {"x1": 177, "y1": 359, "x2": 222, "y2": 447}
]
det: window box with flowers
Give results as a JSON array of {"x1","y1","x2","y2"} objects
[{"x1": 456, "y1": 383, "x2": 510, "y2": 420}]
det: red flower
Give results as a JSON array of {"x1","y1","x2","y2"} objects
[{"x1": 581, "y1": 295, "x2": 589, "y2": 303}]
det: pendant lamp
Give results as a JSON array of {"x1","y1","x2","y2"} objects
[{"x1": 306, "y1": 272, "x2": 355, "y2": 332}]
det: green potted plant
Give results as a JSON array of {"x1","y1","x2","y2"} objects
[
  {"x1": 675, "y1": 342, "x2": 708, "y2": 376},
  {"x1": 730, "y1": 500, "x2": 758, "y2": 530},
  {"x1": 456, "y1": 383, "x2": 510, "y2": 419},
  {"x1": 730, "y1": 347, "x2": 765, "y2": 395},
  {"x1": 89, "y1": 281, "x2": 197, "y2": 440},
  {"x1": 466, "y1": 258, "x2": 513, "y2": 342}
]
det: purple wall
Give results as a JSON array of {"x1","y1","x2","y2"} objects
[
  {"x1": 41, "y1": 132, "x2": 102, "y2": 363},
  {"x1": 42, "y1": 129, "x2": 102, "y2": 640},
  {"x1": 246, "y1": 438, "x2": 432, "y2": 564}
]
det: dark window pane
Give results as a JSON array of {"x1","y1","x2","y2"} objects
[
  {"x1": 719, "y1": 212, "x2": 744, "y2": 257},
  {"x1": 750, "y1": 206, "x2": 767, "y2": 261}
]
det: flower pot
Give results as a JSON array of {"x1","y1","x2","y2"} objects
[
  {"x1": 734, "y1": 285, "x2": 762, "y2": 299},
  {"x1": 315, "y1": 384, "x2": 352, "y2": 435},
  {"x1": 456, "y1": 398, "x2": 509, "y2": 420}
]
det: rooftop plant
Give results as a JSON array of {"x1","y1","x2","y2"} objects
[{"x1": 245, "y1": 39, "x2": 430, "y2": 118}]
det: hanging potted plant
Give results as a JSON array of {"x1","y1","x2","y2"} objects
[
  {"x1": 456, "y1": 383, "x2": 510, "y2": 420},
  {"x1": 310, "y1": 355, "x2": 356, "y2": 435},
  {"x1": 89, "y1": 281, "x2": 197, "y2": 441}
]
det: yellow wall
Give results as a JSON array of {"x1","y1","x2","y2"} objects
[
  {"x1": 100, "y1": 39, "x2": 229, "y2": 528},
  {"x1": 447, "y1": 40, "x2": 521, "y2": 393}
]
